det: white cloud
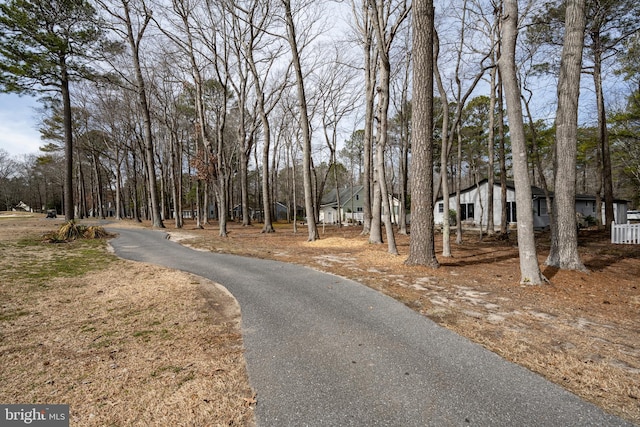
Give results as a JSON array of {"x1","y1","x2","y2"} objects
[{"x1": 0, "y1": 94, "x2": 43, "y2": 157}]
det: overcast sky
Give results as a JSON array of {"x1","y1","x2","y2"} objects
[{"x1": 0, "y1": 93, "x2": 43, "y2": 157}]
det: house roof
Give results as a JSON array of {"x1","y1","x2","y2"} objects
[
  {"x1": 321, "y1": 185, "x2": 364, "y2": 207},
  {"x1": 436, "y1": 178, "x2": 545, "y2": 200},
  {"x1": 436, "y1": 178, "x2": 627, "y2": 203}
]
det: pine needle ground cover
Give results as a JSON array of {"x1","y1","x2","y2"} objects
[
  {"x1": 169, "y1": 219, "x2": 640, "y2": 424},
  {"x1": 0, "y1": 213, "x2": 254, "y2": 426}
]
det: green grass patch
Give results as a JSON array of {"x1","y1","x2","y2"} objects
[
  {"x1": 133, "y1": 330, "x2": 154, "y2": 340},
  {"x1": 80, "y1": 325, "x2": 97, "y2": 333},
  {"x1": 2, "y1": 237, "x2": 117, "y2": 287},
  {"x1": 0, "y1": 309, "x2": 29, "y2": 322},
  {"x1": 15, "y1": 237, "x2": 43, "y2": 248},
  {"x1": 90, "y1": 339, "x2": 113, "y2": 349},
  {"x1": 158, "y1": 365, "x2": 183, "y2": 374}
]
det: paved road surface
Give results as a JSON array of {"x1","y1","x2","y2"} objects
[{"x1": 108, "y1": 226, "x2": 634, "y2": 426}]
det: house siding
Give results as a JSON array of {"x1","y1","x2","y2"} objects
[
  {"x1": 319, "y1": 186, "x2": 401, "y2": 225},
  {"x1": 434, "y1": 180, "x2": 628, "y2": 229},
  {"x1": 434, "y1": 182, "x2": 516, "y2": 228}
]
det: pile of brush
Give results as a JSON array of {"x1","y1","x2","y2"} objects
[{"x1": 45, "y1": 221, "x2": 113, "y2": 243}]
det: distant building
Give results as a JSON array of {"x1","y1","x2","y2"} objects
[
  {"x1": 232, "y1": 202, "x2": 303, "y2": 222},
  {"x1": 320, "y1": 186, "x2": 401, "y2": 225},
  {"x1": 14, "y1": 201, "x2": 32, "y2": 212},
  {"x1": 433, "y1": 179, "x2": 628, "y2": 229}
]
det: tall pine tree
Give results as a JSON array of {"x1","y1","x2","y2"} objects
[{"x1": 0, "y1": 0, "x2": 103, "y2": 220}]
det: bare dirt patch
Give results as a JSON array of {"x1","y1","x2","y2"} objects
[
  {"x1": 0, "y1": 214, "x2": 255, "y2": 426},
  {"x1": 165, "y1": 219, "x2": 640, "y2": 424}
]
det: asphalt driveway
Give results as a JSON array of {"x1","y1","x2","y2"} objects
[{"x1": 108, "y1": 226, "x2": 633, "y2": 426}]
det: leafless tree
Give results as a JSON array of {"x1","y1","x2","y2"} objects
[
  {"x1": 390, "y1": 30, "x2": 411, "y2": 235},
  {"x1": 349, "y1": 0, "x2": 377, "y2": 236},
  {"x1": 434, "y1": 29, "x2": 452, "y2": 257},
  {"x1": 316, "y1": 47, "x2": 361, "y2": 228},
  {"x1": 367, "y1": 0, "x2": 410, "y2": 255},
  {"x1": 499, "y1": 0, "x2": 546, "y2": 284},
  {"x1": 99, "y1": 0, "x2": 164, "y2": 227},
  {"x1": 436, "y1": 0, "x2": 493, "y2": 245},
  {"x1": 281, "y1": 0, "x2": 319, "y2": 241},
  {"x1": 229, "y1": 0, "x2": 290, "y2": 233},
  {"x1": 0, "y1": 149, "x2": 17, "y2": 210},
  {"x1": 546, "y1": 0, "x2": 587, "y2": 271}
]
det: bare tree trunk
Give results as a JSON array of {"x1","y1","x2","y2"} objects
[
  {"x1": 455, "y1": 125, "x2": 463, "y2": 244},
  {"x1": 453, "y1": 0, "x2": 467, "y2": 245},
  {"x1": 352, "y1": 0, "x2": 376, "y2": 236},
  {"x1": 363, "y1": 36, "x2": 375, "y2": 235},
  {"x1": 291, "y1": 140, "x2": 298, "y2": 233},
  {"x1": 75, "y1": 144, "x2": 86, "y2": 219},
  {"x1": 487, "y1": 55, "x2": 497, "y2": 235},
  {"x1": 195, "y1": 140, "x2": 203, "y2": 229},
  {"x1": 397, "y1": 39, "x2": 411, "y2": 235},
  {"x1": 368, "y1": 0, "x2": 409, "y2": 254},
  {"x1": 369, "y1": 175, "x2": 383, "y2": 243},
  {"x1": 399, "y1": 132, "x2": 409, "y2": 234},
  {"x1": 406, "y1": 0, "x2": 438, "y2": 268},
  {"x1": 260, "y1": 103, "x2": 275, "y2": 233},
  {"x1": 499, "y1": 0, "x2": 545, "y2": 284},
  {"x1": 170, "y1": 131, "x2": 183, "y2": 228},
  {"x1": 371, "y1": 53, "x2": 396, "y2": 250},
  {"x1": 122, "y1": 1, "x2": 163, "y2": 228},
  {"x1": 498, "y1": 70, "x2": 508, "y2": 236},
  {"x1": 593, "y1": 34, "x2": 614, "y2": 230},
  {"x1": 474, "y1": 164, "x2": 484, "y2": 240},
  {"x1": 434, "y1": 30, "x2": 451, "y2": 257},
  {"x1": 282, "y1": 0, "x2": 318, "y2": 241},
  {"x1": 245, "y1": 34, "x2": 275, "y2": 232},
  {"x1": 595, "y1": 144, "x2": 603, "y2": 227},
  {"x1": 240, "y1": 145, "x2": 251, "y2": 226},
  {"x1": 375, "y1": 118, "x2": 397, "y2": 253},
  {"x1": 215, "y1": 119, "x2": 229, "y2": 237},
  {"x1": 129, "y1": 149, "x2": 142, "y2": 222},
  {"x1": 92, "y1": 152, "x2": 105, "y2": 218},
  {"x1": 115, "y1": 150, "x2": 123, "y2": 220},
  {"x1": 61, "y1": 69, "x2": 75, "y2": 221},
  {"x1": 546, "y1": 0, "x2": 587, "y2": 271}
]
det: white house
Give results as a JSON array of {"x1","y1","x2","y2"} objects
[
  {"x1": 434, "y1": 179, "x2": 628, "y2": 229},
  {"x1": 320, "y1": 186, "x2": 366, "y2": 224},
  {"x1": 320, "y1": 186, "x2": 402, "y2": 225}
]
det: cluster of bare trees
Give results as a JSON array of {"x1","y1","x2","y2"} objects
[{"x1": 2, "y1": 0, "x2": 640, "y2": 283}]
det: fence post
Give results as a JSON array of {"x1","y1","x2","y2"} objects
[{"x1": 611, "y1": 221, "x2": 615, "y2": 244}]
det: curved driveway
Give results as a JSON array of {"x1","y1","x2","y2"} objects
[{"x1": 108, "y1": 226, "x2": 632, "y2": 426}]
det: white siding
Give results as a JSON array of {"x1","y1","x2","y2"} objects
[{"x1": 434, "y1": 182, "x2": 516, "y2": 228}]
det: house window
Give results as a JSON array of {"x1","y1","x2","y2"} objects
[
  {"x1": 356, "y1": 194, "x2": 360, "y2": 201},
  {"x1": 438, "y1": 202, "x2": 444, "y2": 213},
  {"x1": 506, "y1": 201, "x2": 517, "y2": 223},
  {"x1": 539, "y1": 200, "x2": 548, "y2": 216},
  {"x1": 356, "y1": 207, "x2": 363, "y2": 212},
  {"x1": 461, "y1": 203, "x2": 474, "y2": 221}
]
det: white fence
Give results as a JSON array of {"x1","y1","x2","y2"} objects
[{"x1": 611, "y1": 222, "x2": 640, "y2": 244}]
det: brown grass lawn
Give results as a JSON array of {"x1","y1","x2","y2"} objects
[
  {"x1": 0, "y1": 213, "x2": 255, "y2": 426},
  {"x1": 1, "y1": 213, "x2": 639, "y2": 425}
]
